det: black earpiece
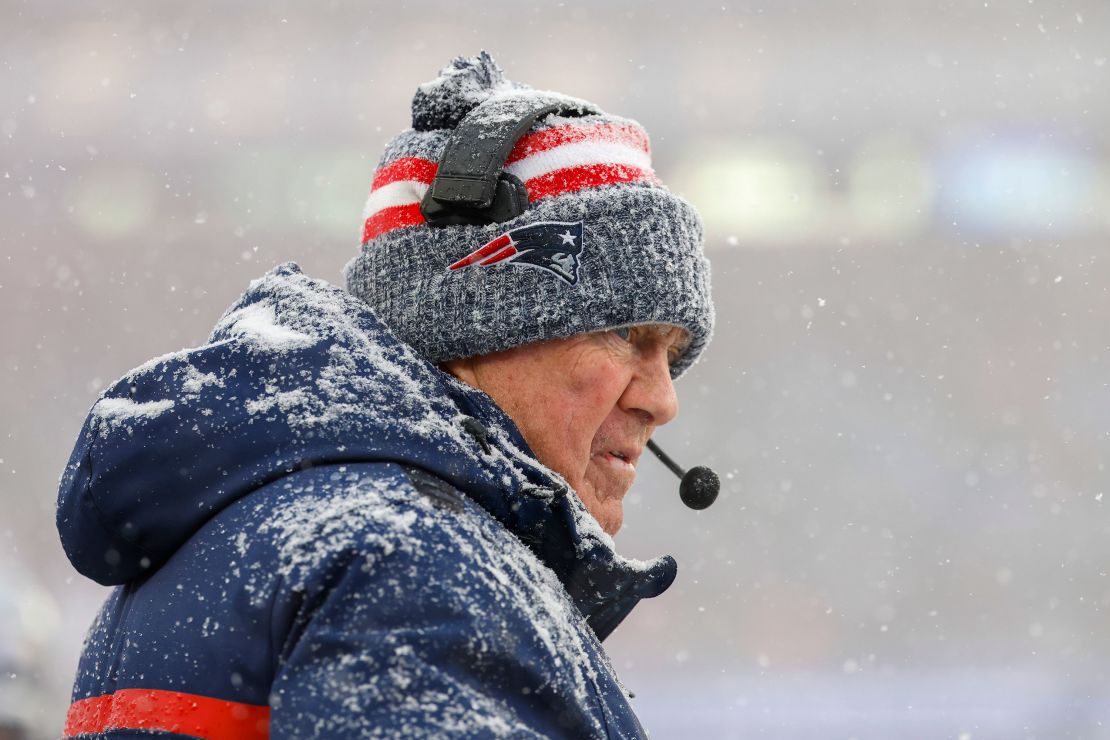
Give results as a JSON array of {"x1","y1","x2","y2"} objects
[{"x1": 421, "y1": 93, "x2": 596, "y2": 227}]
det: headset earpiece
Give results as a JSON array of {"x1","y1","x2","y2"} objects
[{"x1": 420, "y1": 93, "x2": 596, "y2": 227}]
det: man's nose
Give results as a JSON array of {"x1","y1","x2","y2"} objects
[{"x1": 623, "y1": 350, "x2": 679, "y2": 427}]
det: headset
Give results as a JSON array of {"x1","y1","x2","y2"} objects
[
  {"x1": 426, "y1": 93, "x2": 719, "y2": 510},
  {"x1": 420, "y1": 94, "x2": 595, "y2": 226}
]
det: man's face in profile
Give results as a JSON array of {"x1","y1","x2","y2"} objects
[{"x1": 444, "y1": 324, "x2": 688, "y2": 534}]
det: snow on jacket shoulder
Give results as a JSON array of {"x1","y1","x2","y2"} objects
[{"x1": 57, "y1": 263, "x2": 677, "y2": 739}]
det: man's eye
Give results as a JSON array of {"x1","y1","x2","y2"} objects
[{"x1": 611, "y1": 327, "x2": 632, "y2": 342}]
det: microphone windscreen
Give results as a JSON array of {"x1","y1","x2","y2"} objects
[{"x1": 679, "y1": 466, "x2": 720, "y2": 510}]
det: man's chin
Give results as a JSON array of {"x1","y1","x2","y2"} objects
[
  {"x1": 587, "y1": 507, "x2": 623, "y2": 537},
  {"x1": 588, "y1": 493, "x2": 627, "y2": 536},
  {"x1": 602, "y1": 514, "x2": 624, "y2": 536},
  {"x1": 576, "y1": 461, "x2": 634, "y2": 535}
]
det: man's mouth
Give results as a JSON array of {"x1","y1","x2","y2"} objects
[{"x1": 598, "y1": 448, "x2": 638, "y2": 471}]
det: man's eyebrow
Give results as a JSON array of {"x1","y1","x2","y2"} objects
[
  {"x1": 659, "y1": 325, "x2": 691, "y2": 348},
  {"x1": 636, "y1": 324, "x2": 691, "y2": 364},
  {"x1": 626, "y1": 323, "x2": 691, "y2": 353},
  {"x1": 668, "y1": 335, "x2": 692, "y2": 365}
]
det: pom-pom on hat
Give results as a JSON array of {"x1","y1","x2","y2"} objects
[{"x1": 344, "y1": 51, "x2": 714, "y2": 377}]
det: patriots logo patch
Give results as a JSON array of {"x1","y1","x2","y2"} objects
[{"x1": 448, "y1": 221, "x2": 585, "y2": 285}]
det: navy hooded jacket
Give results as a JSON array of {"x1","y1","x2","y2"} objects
[{"x1": 56, "y1": 264, "x2": 677, "y2": 739}]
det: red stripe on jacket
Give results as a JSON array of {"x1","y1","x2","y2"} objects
[{"x1": 64, "y1": 688, "x2": 269, "y2": 740}]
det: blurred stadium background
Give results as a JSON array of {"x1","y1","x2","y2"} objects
[{"x1": 2, "y1": 1, "x2": 1109, "y2": 737}]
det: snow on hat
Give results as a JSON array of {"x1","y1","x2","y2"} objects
[{"x1": 344, "y1": 51, "x2": 714, "y2": 377}]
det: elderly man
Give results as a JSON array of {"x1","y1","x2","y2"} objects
[{"x1": 57, "y1": 53, "x2": 713, "y2": 739}]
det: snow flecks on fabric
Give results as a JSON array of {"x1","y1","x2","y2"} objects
[
  {"x1": 256, "y1": 465, "x2": 608, "y2": 738},
  {"x1": 233, "y1": 531, "x2": 249, "y2": 558},
  {"x1": 226, "y1": 269, "x2": 531, "y2": 486},
  {"x1": 90, "y1": 397, "x2": 174, "y2": 438},
  {"x1": 465, "y1": 519, "x2": 602, "y2": 707},
  {"x1": 178, "y1": 364, "x2": 224, "y2": 398},
  {"x1": 442, "y1": 487, "x2": 610, "y2": 737},
  {"x1": 92, "y1": 397, "x2": 175, "y2": 420},
  {"x1": 124, "y1": 347, "x2": 195, "y2": 380},
  {"x1": 257, "y1": 472, "x2": 421, "y2": 592},
  {"x1": 87, "y1": 360, "x2": 221, "y2": 441},
  {"x1": 274, "y1": 649, "x2": 541, "y2": 739},
  {"x1": 216, "y1": 300, "x2": 318, "y2": 351},
  {"x1": 244, "y1": 386, "x2": 313, "y2": 419}
]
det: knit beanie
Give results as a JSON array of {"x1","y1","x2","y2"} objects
[{"x1": 344, "y1": 52, "x2": 714, "y2": 377}]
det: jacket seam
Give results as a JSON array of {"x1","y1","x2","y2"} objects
[{"x1": 81, "y1": 440, "x2": 158, "y2": 565}]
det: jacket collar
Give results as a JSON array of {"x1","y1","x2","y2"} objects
[{"x1": 445, "y1": 376, "x2": 677, "y2": 641}]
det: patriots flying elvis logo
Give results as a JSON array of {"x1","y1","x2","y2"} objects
[{"x1": 447, "y1": 221, "x2": 585, "y2": 285}]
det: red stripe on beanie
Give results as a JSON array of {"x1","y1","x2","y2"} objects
[
  {"x1": 363, "y1": 133, "x2": 655, "y2": 239},
  {"x1": 371, "y1": 157, "x2": 438, "y2": 191},
  {"x1": 507, "y1": 122, "x2": 650, "y2": 165},
  {"x1": 525, "y1": 163, "x2": 658, "y2": 202},
  {"x1": 363, "y1": 203, "x2": 426, "y2": 242},
  {"x1": 64, "y1": 688, "x2": 269, "y2": 740}
]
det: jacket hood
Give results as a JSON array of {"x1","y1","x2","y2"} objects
[{"x1": 57, "y1": 263, "x2": 674, "y2": 638}]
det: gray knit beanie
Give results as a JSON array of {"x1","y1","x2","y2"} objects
[{"x1": 344, "y1": 52, "x2": 714, "y2": 377}]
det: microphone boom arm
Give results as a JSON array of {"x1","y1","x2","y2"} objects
[{"x1": 646, "y1": 439, "x2": 686, "y2": 478}]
